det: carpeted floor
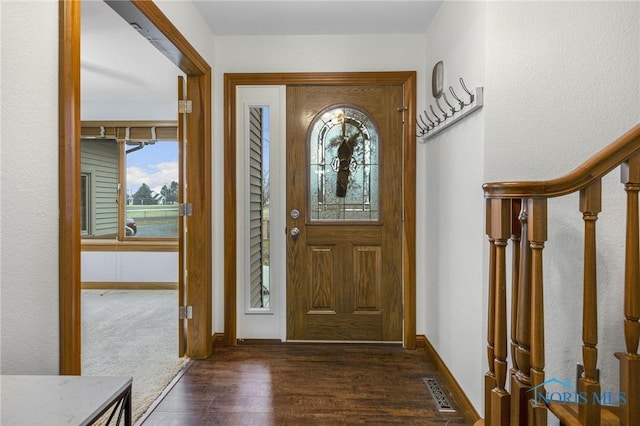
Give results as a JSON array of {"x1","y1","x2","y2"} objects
[{"x1": 82, "y1": 289, "x2": 189, "y2": 423}]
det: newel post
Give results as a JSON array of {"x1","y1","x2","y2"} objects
[
  {"x1": 618, "y1": 154, "x2": 640, "y2": 426},
  {"x1": 527, "y1": 198, "x2": 547, "y2": 426}
]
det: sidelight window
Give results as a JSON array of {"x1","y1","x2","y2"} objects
[{"x1": 248, "y1": 106, "x2": 271, "y2": 309}]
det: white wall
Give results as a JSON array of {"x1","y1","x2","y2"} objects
[
  {"x1": 484, "y1": 1, "x2": 640, "y2": 415},
  {"x1": 0, "y1": 0, "x2": 217, "y2": 374},
  {"x1": 422, "y1": 1, "x2": 486, "y2": 412},
  {"x1": 82, "y1": 100, "x2": 177, "y2": 121},
  {"x1": 213, "y1": 34, "x2": 428, "y2": 333},
  {"x1": 0, "y1": 1, "x2": 60, "y2": 374},
  {"x1": 422, "y1": 0, "x2": 640, "y2": 416},
  {"x1": 81, "y1": 252, "x2": 178, "y2": 283}
]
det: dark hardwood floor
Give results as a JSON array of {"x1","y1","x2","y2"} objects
[{"x1": 142, "y1": 344, "x2": 471, "y2": 425}]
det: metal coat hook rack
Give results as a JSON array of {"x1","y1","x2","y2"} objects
[{"x1": 417, "y1": 77, "x2": 483, "y2": 141}]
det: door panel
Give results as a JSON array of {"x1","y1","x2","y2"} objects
[
  {"x1": 353, "y1": 246, "x2": 382, "y2": 312},
  {"x1": 309, "y1": 246, "x2": 335, "y2": 312},
  {"x1": 286, "y1": 84, "x2": 403, "y2": 341}
]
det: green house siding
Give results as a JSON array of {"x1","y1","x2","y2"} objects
[{"x1": 81, "y1": 139, "x2": 118, "y2": 237}]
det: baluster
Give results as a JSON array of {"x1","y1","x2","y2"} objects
[
  {"x1": 527, "y1": 199, "x2": 547, "y2": 426},
  {"x1": 491, "y1": 198, "x2": 511, "y2": 426},
  {"x1": 578, "y1": 180, "x2": 602, "y2": 426},
  {"x1": 510, "y1": 199, "x2": 522, "y2": 373},
  {"x1": 511, "y1": 200, "x2": 532, "y2": 426},
  {"x1": 617, "y1": 154, "x2": 640, "y2": 426},
  {"x1": 485, "y1": 199, "x2": 496, "y2": 425}
]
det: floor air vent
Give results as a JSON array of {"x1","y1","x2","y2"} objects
[{"x1": 423, "y1": 377, "x2": 456, "y2": 412}]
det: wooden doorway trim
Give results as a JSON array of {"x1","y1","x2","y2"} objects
[
  {"x1": 223, "y1": 72, "x2": 417, "y2": 349},
  {"x1": 59, "y1": 0, "x2": 212, "y2": 374}
]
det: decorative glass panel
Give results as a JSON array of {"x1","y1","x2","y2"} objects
[{"x1": 309, "y1": 106, "x2": 379, "y2": 221}]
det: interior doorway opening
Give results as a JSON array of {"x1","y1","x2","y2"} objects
[
  {"x1": 60, "y1": 3, "x2": 213, "y2": 422},
  {"x1": 78, "y1": 1, "x2": 189, "y2": 421}
]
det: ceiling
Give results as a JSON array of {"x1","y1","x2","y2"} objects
[
  {"x1": 192, "y1": 1, "x2": 442, "y2": 36},
  {"x1": 81, "y1": 0, "x2": 182, "y2": 103},
  {"x1": 81, "y1": 0, "x2": 441, "y2": 106}
]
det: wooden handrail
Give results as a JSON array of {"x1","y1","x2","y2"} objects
[
  {"x1": 483, "y1": 124, "x2": 640, "y2": 199},
  {"x1": 478, "y1": 123, "x2": 640, "y2": 426}
]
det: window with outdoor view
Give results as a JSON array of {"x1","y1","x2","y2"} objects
[
  {"x1": 124, "y1": 140, "x2": 179, "y2": 238},
  {"x1": 248, "y1": 106, "x2": 270, "y2": 309},
  {"x1": 80, "y1": 122, "x2": 179, "y2": 241}
]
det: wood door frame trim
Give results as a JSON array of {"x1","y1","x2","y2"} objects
[
  {"x1": 223, "y1": 72, "x2": 417, "y2": 348},
  {"x1": 59, "y1": 0, "x2": 212, "y2": 374}
]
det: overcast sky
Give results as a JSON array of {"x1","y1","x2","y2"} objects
[{"x1": 126, "y1": 141, "x2": 178, "y2": 195}]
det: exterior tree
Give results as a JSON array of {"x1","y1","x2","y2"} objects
[
  {"x1": 262, "y1": 170, "x2": 270, "y2": 208},
  {"x1": 132, "y1": 183, "x2": 157, "y2": 205},
  {"x1": 161, "y1": 181, "x2": 179, "y2": 204}
]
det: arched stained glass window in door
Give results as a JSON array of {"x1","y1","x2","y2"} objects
[{"x1": 308, "y1": 105, "x2": 379, "y2": 221}]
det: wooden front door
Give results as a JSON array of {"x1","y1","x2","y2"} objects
[{"x1": 286, "y1": 84, "x2": 404, "y2": 341}]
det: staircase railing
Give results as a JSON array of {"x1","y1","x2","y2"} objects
[{"x1": 479, "y1": 123, "x2": 640, "y2": 426}]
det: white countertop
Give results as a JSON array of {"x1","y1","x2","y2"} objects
[{"x1": 1, "y1": 375, "x2": 132, "y2": 426}]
